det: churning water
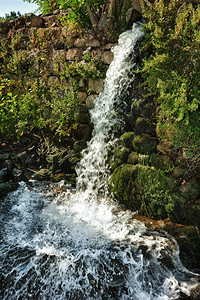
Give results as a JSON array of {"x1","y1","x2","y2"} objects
[{"x1": 0, "y1": 23, "x2": 199, "y2": 300}]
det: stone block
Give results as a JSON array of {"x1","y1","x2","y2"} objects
[
  {"x1": 102, "y1": 51, "x2": 114, "y2": 64},
  {"x1": 66, "y1": 48, "x2": 82, "y2": 61},
  {"x1": 88, "y1": 79, "x2": 104, "y2": 94}
]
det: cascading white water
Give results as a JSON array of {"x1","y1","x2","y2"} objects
[
  {"x1": 76, "y1": 24, "x2": 142, "y2": 196},
  {"x1": 0, "y1": 23, "x2": 199, "y2": 300}
]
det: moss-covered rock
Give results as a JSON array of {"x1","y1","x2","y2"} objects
[
  {"x1": 119, "y1": 132, "x2": 135, "y2": 149},
  {"x1": 150, "y1": 153, "x2": 174, "y2": 171},
  {"x1": 110, "y1": 164, "x2": 141, "y2": 211},
  {"x1": 110, "y1": 164, "x2": 175, "y2": 220},
  {"x1": 127, "y1": 152, "x2": 139, "y2": 165},
  {"x1": 132, "y1": 134, "x2": 157, "y2": 155},
  {"x1": 135, "y1": 117, "x2": 155, "y2": 136},
  {"x1": 113, "y1": 145, "x2": 131, "y2": 163}
]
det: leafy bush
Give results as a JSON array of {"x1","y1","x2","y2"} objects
[
  {"x1": 141, "y1": 0, "x2": 200, "y2": 155},
  {"x1": 0, "y1": 27, "x2": 105, "y2": 140}
]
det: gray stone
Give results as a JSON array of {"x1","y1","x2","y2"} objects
[
  {"x1": 102, "y1": 51, "x2": 114, "y2": 64},
  {"x1": 26, "y1": 13, "x2": 44, "y2": 27},
  {"x1": 88, "y1": 79, "x2": 104, "y2": 94},
  {"x1": 66, "y1": 48, "x2": 82, "y2": 61},
  {"x1": 86, "y1": 94, "x2": 97, "y2": 109},
  {"x1": 74, "y1": 38, "x2": 86, "y2": 48},
  {"x1": 78, "y1": 91, "x2": 87, "y2": 104}
]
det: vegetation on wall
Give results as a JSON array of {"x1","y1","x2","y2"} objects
[
  {"x1": 141, "y1": 0, "x2": 200, "y2": 157},
  {"x1": 24, "y1": 0, "x2": 132, "y2": 37},
  {"x1": 0, "y1": 28, "x2": 104, "y2": 141}
]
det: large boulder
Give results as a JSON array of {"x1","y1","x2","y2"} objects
[
  {"x1": 110, "y1": 164, "x2": 175, "y2": 220},
  {"x1": 26, "y1": 13, "x2": 44, "y2": 27}
]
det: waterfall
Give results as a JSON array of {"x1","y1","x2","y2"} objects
[
  {"x1": 76, "y1": 23, "x2": 143, "y2": 197},
  {"x1": 0, "y1": 23, "x2": 199, "y2": 300}
]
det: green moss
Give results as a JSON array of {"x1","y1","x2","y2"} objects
[
  {"x1": 113, "y1": 145, "x2": 130, "y2": 163},
  {"x1": 110, "y1": 164, "x2": 140, "y2": 211},
  {"x1": 119, "y1": 132, "x2": 135, "y2": 149},
  {"x1": 110, "y1": 164, "x2": 175, "y2": 220},
  {"x1": 127, "y1": 152, "x2": 139, "y2": 165},
  {"x1": 132, "y1": 134, "x2": 157, "y2": 155},
  {"x1": 150, "y1": 153, "x2": 174, "y2": 171}
]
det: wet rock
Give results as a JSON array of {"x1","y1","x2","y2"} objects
[
  {"x1": 12, "y1": 168, "x2": 29, "y2": 182},
  {"x1": 126, "y1": 8, "x2": 142, "y2": 28},
  {"x1": 0, "y1": 168, "x2": 11, "y2": 183},
  {"x1": 0, "y1": 154, "x2": 10, "y2": 168},
  {"x1": 133, "y1": 214, "x2": 200, "y2": 273},
  {"x1": 103, "y1": 43, "x2": 117, "y2": 50},
  {"x1": 60, "y1": 153, "x2": 79, "y2": 174},
  {"x1": 0, "y1": 182, "x2": 19, "y2": 199},
  {"x1": 85, "y1": 94, "x2": 97, "y2": 109}
]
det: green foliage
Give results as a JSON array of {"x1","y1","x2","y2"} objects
[
  {"x1": 0, "y1": 76, "x2": 79, "y2": 138},
  {"x1": 24, "y1": 0, "x2": 132, "y2": 37},
  {"x1": 0, "y1": 78, "x2": 19, "y2": 135},
  {"x1": 59, "y1": 0, "x2": 108, "y2": 28},
  {"x1": 23, "y1": 0, "x2": 59, "y2": 14},
  {"x1": 141, "y1": 0, "x2": 200, "y2": 155},
  {"x1": 61, "y1": 53, "x2": 105, "y2": 82},
  {"x1": 5, "y1": 11, "x2": 22, "y2": 21},
  {"x1": 0, "y1": 27, "x2": 104, "y2": 140},
  {"x1": 110, "y1": 0, "x2": 132, "y2": 34}
]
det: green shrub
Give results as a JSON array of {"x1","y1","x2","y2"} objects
[{"x1": 141, "y1": 0, "x2": 200, "y2": 156}]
